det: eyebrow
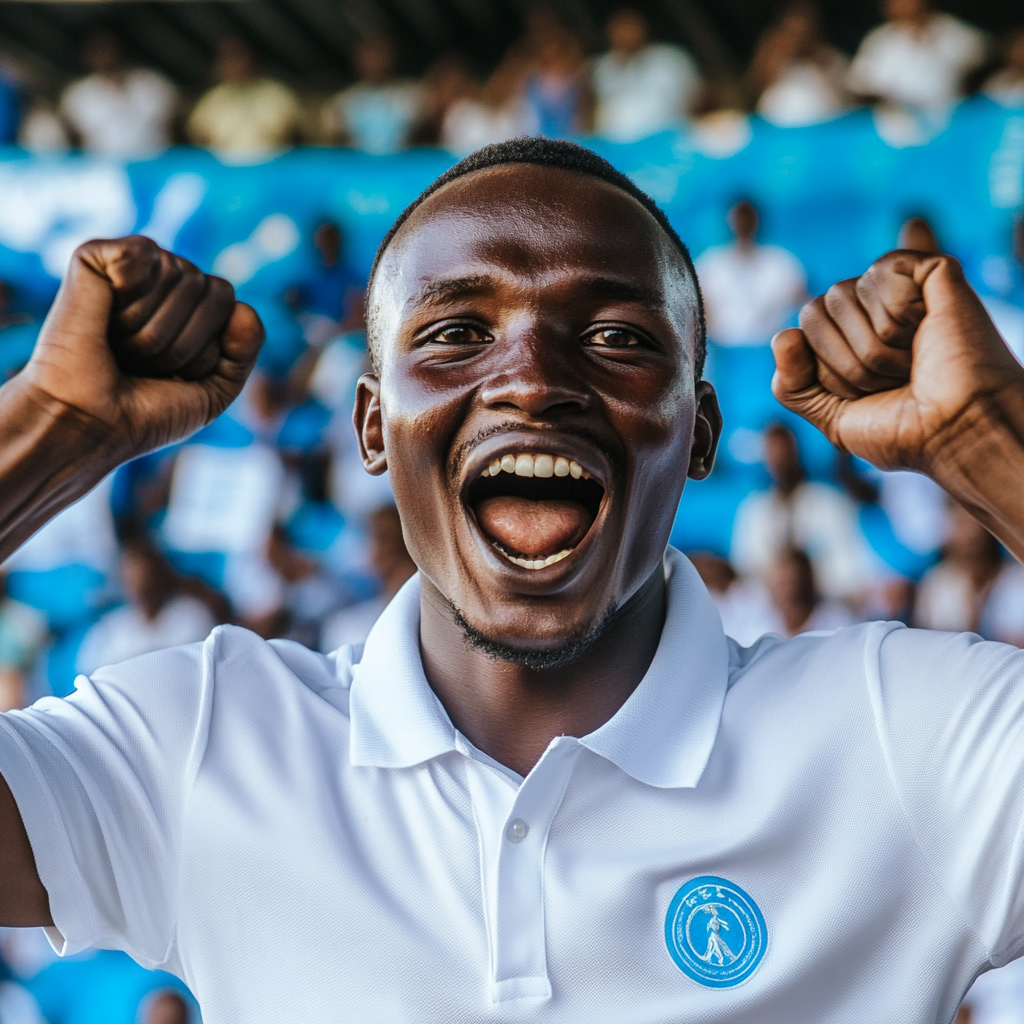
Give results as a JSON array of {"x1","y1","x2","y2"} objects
[
  {"x1": 415, "y1": 275, "x2": 495, "y2": 305},
  {"x1": 413, "y1": 274, "x2": 666, "y2": 309},
  {"x1": 572, "y1": 277, "x2": 666, "y2": 309}
]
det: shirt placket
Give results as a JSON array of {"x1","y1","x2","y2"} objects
[{"x1": 464, "y1": 735, "x2": 582, "y2": 1006}]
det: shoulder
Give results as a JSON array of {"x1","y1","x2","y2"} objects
[
  {"x1": 756, "y1": 244, "x2": 805, "y2": 274},
  {"x1": 693, "y1": 244, "x2": 734, "y2": 273}
]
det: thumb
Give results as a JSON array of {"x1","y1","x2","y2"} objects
[{"x1": 771, "y1": 327, "x2": 844, "y2": 446}]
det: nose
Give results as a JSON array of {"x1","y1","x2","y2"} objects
[{"x1": 478, "y1": 323, "x2": 592, "y2": 418}]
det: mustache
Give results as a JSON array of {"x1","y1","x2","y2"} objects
[{"x1": 449, "y1": 420, "x2": 622, "y2": 481}]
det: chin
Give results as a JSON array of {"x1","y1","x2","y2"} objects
[{"x1": 450, "y1": 598, "x2": 618, "y2": 671}]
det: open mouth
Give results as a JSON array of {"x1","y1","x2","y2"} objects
[{"x1": 466, "y1": 453, "x2": 606, "y2": 570}]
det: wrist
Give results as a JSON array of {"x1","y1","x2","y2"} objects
[{"x1": 924, "y1": 382, "x2": 1024, "y2": 557}]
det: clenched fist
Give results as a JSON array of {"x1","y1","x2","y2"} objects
[
  {"x1": 22, "y1": 235, "x2": 263, "y2": 457},
  {"x1": 773, "y1": 250, "x2": 1024, "y2": 561}
]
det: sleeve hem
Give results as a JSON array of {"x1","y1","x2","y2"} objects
[{"x1": 0, "y1": 716, "x2": 99, "y2": 955}]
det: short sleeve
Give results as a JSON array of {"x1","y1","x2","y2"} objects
[
  {"x1": 873, "y1": 626, "x2": 1024, "y2": 962},
  {"x1": 0, "y1": 634, "x2": 214, "y2": 969}
]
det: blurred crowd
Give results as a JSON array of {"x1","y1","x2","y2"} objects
[{"x1": 0, "y1": 0, "x2": 1019, "y2": 161}]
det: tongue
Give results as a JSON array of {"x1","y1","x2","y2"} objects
[{"x1": 476, "y1": 496, "x2": 591, "y2": 558}]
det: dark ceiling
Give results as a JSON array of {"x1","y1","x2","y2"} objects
[{"x1": 1, "y1": 0, "x2": 1021, "y2": 98}]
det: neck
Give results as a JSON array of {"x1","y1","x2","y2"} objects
[{"x1": 418, "y1": 565, "x2": 667, "y2": 777}]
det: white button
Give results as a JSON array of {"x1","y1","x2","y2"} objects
[{"x1": 506, "y1": 819, "x2": 529, "y2": 843}]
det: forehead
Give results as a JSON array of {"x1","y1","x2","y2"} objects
[{"x1": 373, "y1": 164, "x2": 694, "y2": 314}]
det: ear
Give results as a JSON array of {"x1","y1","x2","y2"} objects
[
  {"x1": 354, "y1": 372, "x2": 388, "y2": 475},
  {"x1": 687, "y1": 380, "x2": 722, "y2": 481}
]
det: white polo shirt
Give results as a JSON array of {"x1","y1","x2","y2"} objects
[{"x1": 1, "y1": 549, "x2": 1023, "y2": 1023}]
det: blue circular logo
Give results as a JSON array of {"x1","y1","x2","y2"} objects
[{"x1": 664, "y1": 875, "x2": 767, "y2": 988}]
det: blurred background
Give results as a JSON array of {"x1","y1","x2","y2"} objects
[{"x1": 0, "y1": 0, "x2": 1023, "y2": 1021}]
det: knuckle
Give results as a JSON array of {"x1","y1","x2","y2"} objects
[
  {"x1": 798, "y1": 295, "x2": 827, "y2": 330},
  {"x1": 126, "y1": 325, "x2": 166, "y2": 359}
]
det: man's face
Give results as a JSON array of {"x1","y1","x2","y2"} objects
[{"x1": 358, "y1": 165, "x2": 719, "y2": 659}]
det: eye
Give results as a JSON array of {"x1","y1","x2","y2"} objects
[
  {"x1": 428, "y1": 324, "x2": 491, "y2": 345},
  {"x1": 585, "y1": 327, "x2": 643, "y2": 348}
]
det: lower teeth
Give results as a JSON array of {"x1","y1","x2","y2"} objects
[{"x1": 493, "y1": 543, "x2": 573, "y2": 570}]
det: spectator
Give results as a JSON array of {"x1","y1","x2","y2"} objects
[
  {"x1": 75, "y1": 535, "x2": 217, "y2": 675},
  {"x1": 0, "y1": 572, "x2": 47, "y2": 711},
  {"x1": 983, "y1": 26, "x2": 1024, "y2": 107},
  {"x1": 847, "y1": 0, "x2": 987, "y2": 114},
  {"x1": 694, "y1": 199, "x2": 807, "y2": 347},
  {"x1": 59, "y1": 31, "x2": 177, "y2": 158},
  {"x1": 324, "y1": 37, "x2": 421, "y2": 155},
  {"x1": 746, "y1": 1, "x2": 851, "y2": 127},
  {"x1": 411, "y1": 55, "x2": 478, "y2": 147},
  {"x1": 285, "y1": 220, "x2": 361, "y2": 349},
  {"x1": 143, "y1": 990, "x2": 190, "y2": 1024},
  {"x1": 590, "y1": 7, "x2": 701, "y2": 142},
  {"x1": 914, "y1": 501, "x2": 1024, "y2": 644},
  {"x1": 441, "y1": 56, "x2": 531, "y2": 154},
  {"x1": 320, "y1": 504, "x2": 415, "y2": 651},
  {"x1": 519, "y1": 8, "x2": 590, "y2": 137},
  {"x1": 765, "y1": 547, "x2": 855, "y2": 636},
  {"x1": 187, "y1": 37, "x2": 300, "y2": 157},
  {"x1": 731, "y1": 423, "x2": 875, "y2": 602},
  {"x1": 688, "y1": 552, "x2": 778, "y2": 646}
]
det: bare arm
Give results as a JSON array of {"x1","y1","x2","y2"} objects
[
  {"x1": 773, "y1": 251, "x2": 1024, "y2": 564},
  {"x1": 0, "y1": 235, "x2": 263, "y2": 926}
]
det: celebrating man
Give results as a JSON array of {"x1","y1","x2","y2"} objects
[{"x1": 1, "y1": 138, "x2": 1023, "y2": 1022}]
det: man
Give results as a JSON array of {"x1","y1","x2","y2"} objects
[
  {"x1": 590, "y1": 7, "x2": 702, "y2": 142},
  {"x1": 1, "y1": 138, "x2": 1024, "y2": 1022},
  {"x1": 695, "y1": 198, "x2": 807, "y2": 348},
  {"x1": 187, "y1": 37, "x2": 300, "y2": 157},
  {"x1": 848, "y1": 0, "x2": 987, "y2": 113},
  {"x1": 60, "y1": 31, "x2": 177, "y2": 159},
  {"x1": 323, "y1": 37, "x2": 421, "y2": 155}
]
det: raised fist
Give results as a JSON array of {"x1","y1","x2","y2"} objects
[
  {"x1": 19, "y1": 235, "x2": 263, "y2": 459},
  {"x1": 772, "y1": 250, "x2": 1024, "y2": 480}
]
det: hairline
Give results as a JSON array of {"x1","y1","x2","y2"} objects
[{"x1": 365, "y1": 141, "x2": 706, "y2": 377}]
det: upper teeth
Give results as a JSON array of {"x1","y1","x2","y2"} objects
[{"x1": 482, "y1": 453, "x2": 591, "y2": 480}]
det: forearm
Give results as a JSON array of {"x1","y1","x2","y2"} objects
[
  {"x1": 928, "y1": 384, "x2": 1024, "y2": 566},
  {"x1": 0, "y1": 377, "x2": 120, "y2": 565}
]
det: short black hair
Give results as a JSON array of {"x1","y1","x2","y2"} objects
[{"x1": 366, "y1": 137, "x2": 706, "y2": 378}]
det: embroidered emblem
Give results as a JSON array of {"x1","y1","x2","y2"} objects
[{"x1": 664, "y1": 875, "x2": 767, "y2": 988}]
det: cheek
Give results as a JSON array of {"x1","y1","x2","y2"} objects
[{"x1": 379, "y1": 371, "x2": 476, "y2": 533}]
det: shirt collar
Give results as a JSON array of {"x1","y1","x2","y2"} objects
[{"x1": 349, "y1": 548, "x2": 730, "y2": 789}]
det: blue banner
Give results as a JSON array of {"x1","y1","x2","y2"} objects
[{"x1": 0, "y1": 96, "x2": 1018, "y2": 322}]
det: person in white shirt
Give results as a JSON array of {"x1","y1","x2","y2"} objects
[
  {"x1": 590, "y1": 8, "x2": 702, "y2": 142},
  {"x1": 60, "y1": 32, "x2": 177, "y2": 159},
  {"x1": 746, "y1": 0, "x2": 851, "y2": 127},
  {"x1": 324, "y1": 37, "x2": 421, "y2": 155},
  {"x1": 5, "y1": 140, "x2": 1024, "y2": 1022},
  {"x1": 75, "y1": 536, "x2": 216, "y2": 676},
  {"x1": 731, "y1": 422, "x2": 875, "y2": 601},
  {"x1": 694, "y1": 199, "x2": 807, "y2": 346},
  {"x1": 914, "y1": 500, "x2": 1024, "y2": 645},
  {"x1": 847, "y1": 0, "x2": 987, "y2": 112}
]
